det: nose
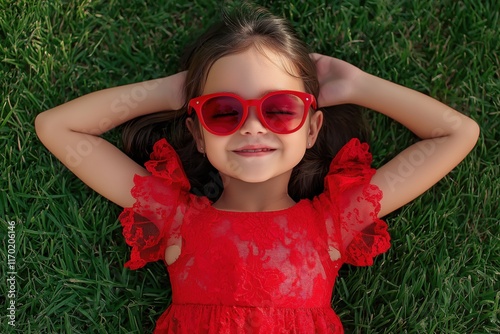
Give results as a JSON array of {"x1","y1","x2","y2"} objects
[{"x1": 239, "y1": 107, "x2": 268, "y2": 135}]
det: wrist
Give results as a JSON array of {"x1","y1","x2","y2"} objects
[
  {"x1": 165, "y1": 71, "x2": 187, "y2": 110},
  {"x1": 346, "y1": 69, "x2": 370, "y2": 106},
  {"x1": 318, "y1": 66, "x2": 364, "y2": 107}
]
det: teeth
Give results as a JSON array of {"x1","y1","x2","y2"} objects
[{"x1": 240, "y1": 149, "x2": 271, "y2": 152}]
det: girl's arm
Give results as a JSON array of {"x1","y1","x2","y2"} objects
[
  {"x1": 35, "y1": 72, "x2": 186, "y2": 208},
  {"x1": 311, "y1": 54, "x2": 480, "y2": 218}
]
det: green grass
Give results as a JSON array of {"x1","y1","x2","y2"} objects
[{"x1": 1, "y1": 0, "x2": 498, "y2": 333}]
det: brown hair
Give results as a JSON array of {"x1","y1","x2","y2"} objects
[{"x1": 122, "y1": 3, "x2": 369, "y2": 202}]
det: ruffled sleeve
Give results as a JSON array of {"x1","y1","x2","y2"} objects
[
  {"x1": 322, "y1": 138, "x2": 390, "y2": 266},
  {"x1": 118, "y1": 139, "x2": 190, "y2": 270}
]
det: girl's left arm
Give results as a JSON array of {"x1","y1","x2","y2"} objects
[
  {"x1": 356, "y1": 72, "x2": 479, "y2": 217},
  {"x1": 311, "y1": 54, "x2": 480, "y2": 218}
]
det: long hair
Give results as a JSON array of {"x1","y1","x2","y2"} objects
[{"x1": 121, "y1": 3, "x2": 369, "y2": 202}]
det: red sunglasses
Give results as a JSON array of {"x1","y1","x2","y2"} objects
[{"x1": 188, "y1": 90, "x2": 317, "y2": 135}]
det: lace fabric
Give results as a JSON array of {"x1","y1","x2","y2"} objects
[
  {"x1": 154, "y1": 304, "x2": 343, "y2": 334},
  {"x1": 119, "y1": 138, "x2": 390, "y2": 333}
]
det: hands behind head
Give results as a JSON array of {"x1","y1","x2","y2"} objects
[
  {"x1": 309, "y1": 53, "x2": 363, "y2": 108},
  {"x1": 183, "y1": 53, "x2": 361, "y2": 111}
]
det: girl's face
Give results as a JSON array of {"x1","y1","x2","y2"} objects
[{"x1": 188, "y1": 45, "x2": 322, "y2": 184}]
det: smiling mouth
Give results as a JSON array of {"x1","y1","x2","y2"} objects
[{"x1": 235, "y1": 148, "x2": 275, "y2": 153}]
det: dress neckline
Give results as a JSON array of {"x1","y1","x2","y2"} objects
[{"x1": 207, "y1": 198, "x2": 308, "y2": 215}]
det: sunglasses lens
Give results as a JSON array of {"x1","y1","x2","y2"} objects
[
  {"x1": 262, "y1": 94, "x2": 305, "y2": 133},
  {"x1": 202, "y1": 96, "x2": 243, "y2": 134}
]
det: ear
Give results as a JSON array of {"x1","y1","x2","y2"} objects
[
  {"x1": 307, "y1": 110, "x2": 323, "y2": 148},
  {"x1": 186, "y1": 118, "x2": 205, "y2": 153}
]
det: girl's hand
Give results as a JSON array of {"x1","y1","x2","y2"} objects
[{"x1": 310, "y1": 53, "x2": 362, "y2": 107}]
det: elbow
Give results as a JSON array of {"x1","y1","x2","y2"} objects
[
  {"x1": 457, "y1": 116, "x2": 480, "y2": 153},
  {"x1": 34, "y1": 112, "x2": 49, "y2": 142},
  {"x1": 35, "y1": 111, "x2": 60, "y2": 145},
  {"x1": 465, "y1": 117, "x2": 480, "y2": 147}
]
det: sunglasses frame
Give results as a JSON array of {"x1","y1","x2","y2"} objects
[{"x1": 188, "y1": 90, "x2": 317, "y2": 136}]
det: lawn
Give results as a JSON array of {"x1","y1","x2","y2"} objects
[{"x1": 1, "y1": 0, "x2": 498, "y2": 333}]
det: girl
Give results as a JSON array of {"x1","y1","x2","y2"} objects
[{"x1": 35, "y1": 3, "x2": 479, "y2": 333}]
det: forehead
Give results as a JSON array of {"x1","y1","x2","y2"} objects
[{"x1": 202, "y1": 46, "x2": 305, "y2": 98}]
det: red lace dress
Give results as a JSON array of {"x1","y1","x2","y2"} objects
[{"x1": 119, "y1": 138, "x2": 390, "y2": 333}]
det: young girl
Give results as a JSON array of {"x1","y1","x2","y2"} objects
[{"x1": 35, "y1": 4, "x2": 479, "y2": 333}]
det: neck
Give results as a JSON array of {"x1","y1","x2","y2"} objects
[{"x1": 213, "y1": 172, "x2": 295, "y2": 212}]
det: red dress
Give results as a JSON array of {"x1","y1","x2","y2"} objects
[{"x1": 119, "y1": 138, "x2": 390, "y2": 333}]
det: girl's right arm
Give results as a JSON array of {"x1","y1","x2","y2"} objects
[{"x1": 35, "y1": 72, "x2": 186, "y2": 208}]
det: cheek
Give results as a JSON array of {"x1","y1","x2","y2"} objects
[
  {"x1": 280, "y1": 134, "x2": 308, "y2": 159},
  {"x1": 287, "y1": 128, "x2": 310, "y2": 147},
  {"x1": 204, "y1": 135, "x2": 228, "y2": 158}
]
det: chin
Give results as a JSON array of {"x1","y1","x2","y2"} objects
[
  {"x1": 234, "y1": 169, "x2": 291, "y2": 184},
  {"x1": 236, "y1": 175, "x2": 273, "y2": 183}
]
